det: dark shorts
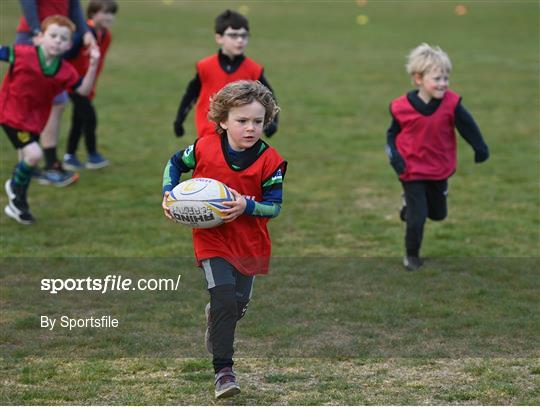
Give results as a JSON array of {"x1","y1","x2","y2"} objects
[
  {"x1": 2, "y1": 125, "x2": 40, "y2": 149},
  {"x1": 402, "y1": 179, "x2": 449, "y2": 221},
  {"x1": 201, "y1": 257, "x2": 254, "y2": 303}
]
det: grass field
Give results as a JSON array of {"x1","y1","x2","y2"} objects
[{"x1": 1, "y1": 0, "x2": 539, "y2": 405}]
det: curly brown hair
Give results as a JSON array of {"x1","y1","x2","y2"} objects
[{"x1": 208, "y1": 80, "x2": 280, "y2": 136}]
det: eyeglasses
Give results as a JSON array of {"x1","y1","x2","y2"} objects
[{"x1": 223, "y1": 32, "x2": 250, "y2": 40}]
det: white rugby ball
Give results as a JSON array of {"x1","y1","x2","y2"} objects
[{"x1": 166, "y1": 178, "x2": 233, "y2": 228}]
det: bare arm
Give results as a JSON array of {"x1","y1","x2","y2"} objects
[{"x1": 74, "y1": 47, "x2": 100, "y2": 96}]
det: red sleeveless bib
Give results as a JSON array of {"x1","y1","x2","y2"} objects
[
  {"x1": 195, "y1": 55, "x2": 263, "y2": 138},
  {"x1": 192, "y1": 135, "x2": 285, "y2": 275},
  {"x1": 0, "y1": 45, "x2": 79, "y2": 134},
  {"x1": 391, "y1": 90, "x2": 461, "y2": 181},
  {"x1": 67, "y1": 20, "x2": 111, "y2": 100}
]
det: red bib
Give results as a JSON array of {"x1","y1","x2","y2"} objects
[
  {"x1": 192, "y1": 135, "x2": 285, "y2": 276},
  {"x1": 391, "y1": 90, "x2": 461, "y2": 181},
  {"x1": 0, "y1": 45, "x2": 79, "y2": 134},
  {"x1": 67, "y1": 20, "x2": 111, "y2": 100},
  {"x1": 17, "y1": 1, "x2": 69, "y2": 33},
  {"x1": 195, "y1": 55, "x2": 263, "y2": 138}
]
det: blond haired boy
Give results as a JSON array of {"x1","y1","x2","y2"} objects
[{"x1": 385, "y1": 43, "x2": 489, "y2": 270}]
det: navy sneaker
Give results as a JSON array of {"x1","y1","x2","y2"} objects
[
  {"x1": 214, "y1": 367, "x2": 240, "y2": 399},
  {"x1": 63, "y1": 154, "x2": 84, "y2": 171},
  {"x1": 4, "y1": 179, "x2": 35, "y2": 225},
  {"x1": 403, "y1": 255, "x2": 423, "y2": 271},
  {"x1": 86, "y1": 153, "x2": 109, "y2": 170}
]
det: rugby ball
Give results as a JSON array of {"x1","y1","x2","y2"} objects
[{"x1": 166, "y1": 178, "x2": 233, "y2": 228}]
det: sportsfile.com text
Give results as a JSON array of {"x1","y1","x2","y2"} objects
[{"x1": 41, "y1": 275, "x2": 182, "y2": 294}]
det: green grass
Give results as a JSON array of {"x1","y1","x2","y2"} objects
[
  {"x1": 1, "y1": 358, "x2": 538, "y2": 405},
  {"x1": 1, "y1": 0, "x2": 539, "y2": 404}
]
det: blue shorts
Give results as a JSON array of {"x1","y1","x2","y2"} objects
[
  {"x1": 15, "y1": 32, "x2": 69, "y2": 105},
  {"x1": 201, "y1": 257, "x2": 254, "y2": 303}
]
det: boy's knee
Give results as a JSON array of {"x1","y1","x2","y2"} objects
[
  {"x1": 210, "y1": 284, "x2": 238, "y2": 319},
  {"x1": 430, "y1": 214, "x2": 446, "y2": 221},
  {"x1": 23, "y1": 144, "x2": 43, "y2": 166},
  {"x1": 429, "y1": 210, "x2": 447, "y2": 221}
]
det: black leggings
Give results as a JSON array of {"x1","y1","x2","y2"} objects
[
  {"x1": 202, "y1": 258, "x2": 254, "y2": 373},
  {"x1": 66, "y1": 93, "x2": 97, "y2": 155},
  {"x1": 209, "y1": 284, "x2": 250, "y2": 373},
  {"x1": 402, "y1": 180, "x2": 448, "y2": 257}
]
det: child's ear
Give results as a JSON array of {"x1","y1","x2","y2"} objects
[
  {"x1": 215, "y1": 33, "x2": 223, "y2": 45},
  {"x1": 413, "y1": 73, "x2": 423, "y2": 86},
  {"x1": 219, "y1": 121, "x2": 228, "y2": 131}
]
